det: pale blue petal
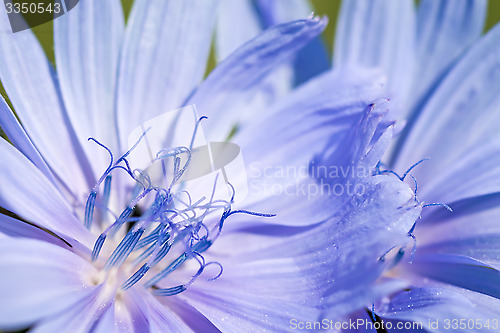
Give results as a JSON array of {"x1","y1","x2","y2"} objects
[
  {"x1": 215, "y1": 0, "x2": 295, "y2": 133},
  {"x1": 236, "y1": 69, "x2": 385, "y2": 172},
  {"x1": 314, "y1": 100, "x2": 391, "y2": 183},
  {"x1": 334, "y1": 0, "x2": 415, "y2": 117},
  {"x1": 116, "y1": 0, "x2": 217, "y2": 144},
  {"x1": 255, "y1": 0, "x2": 312, "y2": 26},
  {"x1": 31, "y1": 287, "x2": 111, "y2": 333},
  {"x1": 412, "y1": 0, "x2": 487, "y2": 103},
  {"x1": 210, "y1": 174, "x2": 420, "y2": 320},
  {"x1": 408, "y1": 253, "x2": 500, "y2": 299},
  {"x1": 420, "y1": 201, "x2": 500, "y2": 246},
  {"x1": 0, "y1": 95, "x2": 55, "y2": 183},
  {"x1": 234, "y1": 70, "x2": 386, "y2": 225},
  {"x1": 0, "y1": 139, "x2": 93, "y2": 246},
  {"x1": 255, "y1": 0, "x2": 329, "y2": 84},
  {"x1": 142, "y1": 292, "x2": 193, "y2": 333},
  {"x1": 0, "y1": 238, "x2": 98, "y2": 331},
  {"x1": 422, "y1": 192, "x2": 500, "y2": 226},
  {"x1": 54, "y1": 0, "x2": 124, "y2": 172},
  {"x1": 344, "y1": 310, "x2": 378, "y2": 333},
  {"x1": 189, "y1": 17, "x2": 327, "y2": 140},
  {"x1": 113, "y1": 289, "x2": 150, "y2": 333},
  {"x1": 418, "y1": 234, "x2": 500, "y2": 269},
  {"x1": 0, "y1": 8, "x2": 93, "y2": 197},
  {"x1": 415, "y1": 138, "x2": 500, "y2": 204},
  {"x1": 91, "y1": 305, "x2": 115, "y2": 333},
  {"x1": 0, "y1": 214, "x2": 69, "y2": 248},
  {"x1": 216, "y1": 0, "x2": 261, "y2": 61},
  {"x1": 180, "y1": 287, "x2": 318, "y2": 332},
  {"x1": 379, "y1": 288, "x2": 492, "y2": 333},
  {"x1": 393, "y1": 22, "x2": 500, "y2": 193}
]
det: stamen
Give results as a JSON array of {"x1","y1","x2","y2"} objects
[
  {"x1": 189, "y1": 116, "x2": 207, "y2": 150},
  {"x1": 144, "y1": 253, "x2": 188, "y2": 288},
  {"x1": 151, "y1": 285, "x2": 186, "y2": 296},
  {"x1": 121, "y1": 263, "x2": 151, "y2": 290},
  {"x1": 401, "y1": 158, "x2": 429, "y2": 181},
  {"x1": 102, "y1": 175, "x2": 112, "y2": 211},
  {"x1": 84, "y1": 191, "x2": 97, "y2": 229},
  {"x1": 205, "y1": 261, "x2": 223, "y2": 281},
  {"x1": 91, "y1": 234, "x2": 106, "y2": 261},
  {"x1": 86, "y1": 132, "x2": 276, "y2": 297},
  {"x1": 134, "y1": 224, "x2": 163, "y2": 250},
  {"x1": 422, "y1": 203, "x2": 453, "y2": 211},
  {"x1": 104, "y1": 229, "x2": 144, "y2": 270}
]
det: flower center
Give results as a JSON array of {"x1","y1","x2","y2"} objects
[{"x1": 82, "y1": 133, "x2": 273, "y2": 297}]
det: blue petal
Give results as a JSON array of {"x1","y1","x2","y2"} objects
[
  {"x1": 233, "y1": 70, "x2": 386, "y2": 225},
  {"x1": 215, "y1": 0, "x2": 261, "y2": 61},
  {"x1": 215, "y1": 0, "x2": 295, "y2": 133},
  {"x1": 116, "y1": 0, "x2": 217, "y2": 143},
  {"x1": 255, "y1": 0, "x2": 329, "y2": 84},
  {"x1": 334, "y1": 0, "x2": 416, "y2": 117},
  {"x1": 414, "y1": 139, "x2": 500, "y2": 205},
  {"x1": 0, "y1": 238, "x2": 98, "y2": 330},
  {"x1": 0, "y1": 139, "x2": 93, "y2": 246},
  {"x1": 409, "y1": 253, "x2": 500, "y2": 299},
  {"x1": 418, "y1": 234, "x2": 500, "y2": 270},
  {"x1": 179, "y1": 286, "x2": 319, "y2": 332},
  {"x1": 189, "y1": 16, "x2": 327, "y2": 140},
  {"x1": 422, "y1": 192, "x2": 500, "y2": 225},
  {"x1": 54, "y1": 0, "x2": 124, "y2": 172},
  {"x1": 0, "y1": 95, "x2": 55, "y2": 183},
  {"x1": 0, "y1": 8, "x2": 94, "y2": 197},
  {"x1": 412, "y1": 0, "x2": 487, "y2": 104},
  {"x1": 141, "y1": 292, "x2": 194, "y2": 333},
  {"x1": 379, "y1": 288, "x2": 493, "y2": 333},
  {"x1": 209, "y1": 174, "x2": 420, "y2": 321},
  {"x1": 0, "y1": 214, "x2": 68, "y2": 248},
  {"x1": 31, "y1": 286, "x2": 111, "y2": 333},
  {"x1": 91, "y1": 305, "x2": 115, "y2": 333},
  {"x1": 393, "y1": 22, "x2": 500, "y2": 198},
  {"x1": 112, "y1": 289, "x2": 150, "y2": 333}
]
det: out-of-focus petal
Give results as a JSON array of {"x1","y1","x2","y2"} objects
[
  {"x1": 54, "y1": 0, "x2": 124, "y2": 173},
  {"x1": 0, "y1": 95, "x2": 55, "y2": 183},
  {"x1": 116, "y1": 0, "x2": 217, "y2": 144},
  {"x1": 412, "y1": 0, "x2": 487, "y2": 104},
  {"x1": 334, "y1": 0, "x2": 415, "y2": 117},
  {"x1": 0, "y1": 8, "x2": 94, "y2": 197},
  {"x1": 0, "y1": 238, "x2": 97, "y2": 331},
  {"x1": 417, "y1": 234, "x2": 500, "y2": 269},
  {"x1": 379, "y1": 288, "x2": 491, "y2": 333},
  {"x1": 393, "y1": 22, "x2": 500, "y2": 193},
  {"x1": 408, "y1": 253, "x2": 500, "y2": 299},
  {"x1": 216, "y1": 0, "x2": 261, "y2": 61},
  {"x1": 255, "y1": 0, "x2": 329, "y2": 84},
  {"x1": 0, "y1": 139, "x2": 93, "y2": 246},
  {"x1": 189, "y1": 17, "x2": 327, "y2": 140}
]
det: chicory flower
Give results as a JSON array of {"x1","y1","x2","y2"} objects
[{"x1": 0, "y1": 0, "x2": 421, "y2": 332}]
